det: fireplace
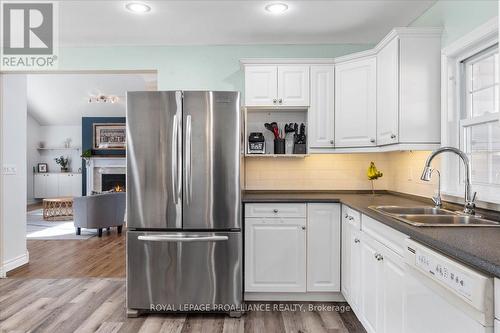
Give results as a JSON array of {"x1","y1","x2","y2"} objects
[{"x1": 101, "y1": 174, "x2": 126, "y2": 192}]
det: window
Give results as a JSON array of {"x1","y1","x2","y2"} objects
[
  {"x1": 460, "y1": 45, "x2": 500, "y2": 187},
  {"x1": 441, "y1": 19, "x2": 498, "y2": 204}
]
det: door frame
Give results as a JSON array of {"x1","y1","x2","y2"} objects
[{"x1": 0, "y1": 69, "x2": 158, "y2": 277}]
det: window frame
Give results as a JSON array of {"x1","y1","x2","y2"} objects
[
  {"x1": 459, "y1": 46, "x2": 499, "y2": 188},
  {"x1": 440, "y1": 18, "x2": 499, "y2": 204}
]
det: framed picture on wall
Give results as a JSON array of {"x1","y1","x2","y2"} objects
[
  {"x1": 93, "y1": 123, "x2": 126, "y2": 150},
  {"x1": 37, "y1": 163, "x2": 48, "y2": 173}
]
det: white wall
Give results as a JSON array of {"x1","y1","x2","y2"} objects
[
  {"x1": 1, "y1": 74, "x2": 28, "y2": 275},
  {"x1": 37, "y1": 125, "x2": 82, "y2": 173},
  {"x1": 27, "y1": 115, "x2": 41, "y2": 203}
]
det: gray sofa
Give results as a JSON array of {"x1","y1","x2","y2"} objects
[{"x1": 73, "y1": 192, "x2": 126, "y2": 237}]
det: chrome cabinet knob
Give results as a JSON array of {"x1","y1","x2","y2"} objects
[
  {"x1": 354, "y1": 238, "x2": 360, "y2": 243},
  {"x1": 344, "y1": 213, "x2": 349, "y2": 219},
  {"x1": 273, "y1": 99, "x2": 277, "y2": 104},
  {"x1": 374, "y1": 253, "x2": 384, "y2": 261},
  {"x1": 301, "y1": 226, "x2": 306, "y2": 230},
  {"x1": 390, "y1": 134, "x2": 397, "y2": 139},
  {"x1": 278, "y1": 98, "x2": 283, "y2": 104},
  {"x1": 348, "y1": 216, "x2": 354, "y2": 221},
  {"x1": 273, "y1": 209, "x2": 278, "y2": 213},
  {"x1": 330, "y1": 140, "x2": 334, "y2": 145},
  {"x1": 370, "y1": 138, "x2": 376, "y2": 143}
]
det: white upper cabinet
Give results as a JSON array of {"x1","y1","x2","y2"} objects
[
  {"x1": 376, "y1": 31, "x2": 441, "y2": 145},
  {"x1": 398, "y1": 33, "x2": 441, "y2": 143},
  {"x1": 277, "y1": 65, "x2": 310, "y2": 107},
  {"x1": 244, "y1": 64, "x2": 310, "y2": 107},
  {"x1": 244, "y1": 65, "x2": 278, "y2": 106},
  {"x1": 306, "y1": 203, "x2": 340, "y2": 292},
  {"x1": 377, "y1": 37, "x2": 400, "y2": 146},
  {"x1": 309, "y1": 65, "x2": 335, "y2": 148},
  {"x1": 335, "y1": 57, "x2": 377, "y2": 147}
]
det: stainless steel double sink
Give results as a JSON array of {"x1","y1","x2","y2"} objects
[{"x1": 369, "y1": 206, "x2": 500, "y2": 227}]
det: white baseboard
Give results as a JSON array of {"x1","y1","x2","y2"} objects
[
  {"x1": 244, "y1": 292, "x2": 345, "y2": 302},
  {"x1": 0, "y1": 251, "x2": 29, "y2": 278}
]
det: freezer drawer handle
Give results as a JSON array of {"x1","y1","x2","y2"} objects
[{"x1": 138, "y1": 235, "x2": 229, "y2": 242}]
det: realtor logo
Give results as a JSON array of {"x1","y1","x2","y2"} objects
[{"x1": 1, "y1": 1, "x2": 58, "y2": 69}]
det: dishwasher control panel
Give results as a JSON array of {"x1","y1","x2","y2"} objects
[
  {"x1": 405, "y1": 239, "x2": 493, "y2": 313},
  {"x1": 415, "y1": 248, "x2": 473, "y2": 300}
]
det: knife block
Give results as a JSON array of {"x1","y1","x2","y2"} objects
[{"x1": 273, "y1": 139, "x2": 285, "y2": 154}]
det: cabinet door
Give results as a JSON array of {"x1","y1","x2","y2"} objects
[
  {"x1": 306, "y1": 203, "x2": 340, "y2": 292},
  {"x1": 34, "y1": 174, "x2": 46, "y2": 198},
  {"x1": 380, "y1": 247, "x2": 405, "y2": 333},
  {"x1": 244, "y1": 65, "x2": 278, "y2": 106},
  {"x1": 360, "y1": 234, "x2": 383, "y2": 333},
  {"x1": 277, "y1": 65, "x2": 310, "y2": 106},
  {"x1": 309, "y1": 65, "x2": 335, "y2": 148},
  {"x1": 58, "y1": 173, "x2": 72, "y2": 197},
  {"x1": 245, "y1": 217, "x2": 306, "y2": 292},
  {"x1": 349, "y1": 225, "x2": 362, "y2": 313},
  {"x1": 341, "y1": 206, "x2": 351, "y2": 300},
  {"x1": 46, "y1": 174, "x2": 59, "y2": 198},
  {"x1": 377, "y1": 37, "x2": 400, "y2": 145},
  {"x1": 335, "y1": 57, "x2": 377, "y2": 147},
  {"x1": 71, "y1": 174, "x2": 82, "y2": 197}
]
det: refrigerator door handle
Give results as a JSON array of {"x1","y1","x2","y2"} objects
[
  {"x1": 138, "y1": 235, "x2": 229, "y2": 242},
  {"x1": 185, "y1": 114, "x2": 192, "y2": 204},
  {"x1": 171, "y1": 114, "x2": 179, "y2": 204}
]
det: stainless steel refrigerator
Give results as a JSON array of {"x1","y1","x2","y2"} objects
[{"x1": 126, "y1": 91, "x2": 242, "y2": 316}]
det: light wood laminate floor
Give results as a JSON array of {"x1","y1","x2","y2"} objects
[
  {"x1": 5, "y1": 209, "x2": 365, "y2": 333},
  {"x1": 0, "y1": 277, "x2": 365, "y2": 333},
  {"x1": 8, "y1": 233, "x2": 125, "y2": 278}
]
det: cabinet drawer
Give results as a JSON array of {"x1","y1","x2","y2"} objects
[
  {"x1": 245, "y1": 203, "x2": 306, "y2": 218},
  {"x1": 342, "y1": 205, "x2": 361, "y2": 229},
  {"x1": 361, "y1": 214, "x2": 408, "y2": 257}
]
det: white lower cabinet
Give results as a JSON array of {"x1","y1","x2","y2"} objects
[
  {"x1": 245, "y1": 203, "x2": 341, "y2": 296},
  {"x1": 34, "y1": 173, "x2": 82, "y2": 198},
  {"x1": 307, "y1": 203, "x2": 340, "y2": 291},
  {"x1": 245, "y1": 217, "x2": 307, "y2": 292},
  {"x1": 341, "y1": 205, "x2": 407, "y2": 333},
  {"x1": 379, "y1": 246, "x2": 405, "y2": 333},
  {"x1": 341, "y1": 205, "x2": 362, "y2": 311},
  {"x1": 360, "y1": 233, "x2": 383, "y2": 333}
]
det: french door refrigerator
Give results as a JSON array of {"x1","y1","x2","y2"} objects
[{"x1": 126, "y1": 91, "x2": 242, "y2": 316}]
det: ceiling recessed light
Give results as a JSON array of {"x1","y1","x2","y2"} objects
[
  {"x1": 265, "y1": 2, "x2": 288, "y2": 15},
  {"x1": 125, "y1": 2, "x2": 151, "y2": 14}
]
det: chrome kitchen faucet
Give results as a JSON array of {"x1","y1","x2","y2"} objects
[{"x1": 421, "y1": 147, "x2": 476, "y2": 215}]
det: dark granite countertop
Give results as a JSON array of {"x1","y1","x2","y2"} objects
[{"x1": 243, "y1": 190, "x2": 500, "y2": 278}]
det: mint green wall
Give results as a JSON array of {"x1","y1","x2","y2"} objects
[
  {"x1": 410, "y1": 0, "x2": 498, "y2": 46},
  {"x1": 59, "y1": 44, "x2": 371, "y2": 90}
]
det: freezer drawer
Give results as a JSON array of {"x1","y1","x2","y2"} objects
[{"x1": 127, "y1": 231, "x2": 242, "y2": 312}]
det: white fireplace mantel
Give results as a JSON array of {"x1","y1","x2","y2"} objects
[{"x1": 86, "y1": 157, "x2": 126, "y2": 194}]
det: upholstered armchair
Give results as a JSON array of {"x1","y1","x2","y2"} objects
[{"x1": 73, "y1": 192, "x2": 126, "y2": 237}]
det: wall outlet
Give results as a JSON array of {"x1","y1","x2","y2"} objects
[{"x1": 2, "y1": 164, "x2": 17, "y2": 175}]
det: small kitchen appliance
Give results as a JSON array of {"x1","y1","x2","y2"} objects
[{"x1": 248, "y1": 132, "x2": 266, "y2": 154}]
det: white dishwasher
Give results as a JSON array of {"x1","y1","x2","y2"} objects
[{"x1": 404, "y1": 239, "x2": 494, "y2": 333}]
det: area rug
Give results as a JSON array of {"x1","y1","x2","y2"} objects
[{"x1": 27, "y1": 209, "x2": 97, "y2": 240}]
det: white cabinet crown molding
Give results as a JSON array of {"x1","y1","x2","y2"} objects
[
  {"x1": 240, "y1": 58, "x2": 335, "y2": 67},
  {"x1": 333, "y1": 27, "x2": 443, "y2": 64}
]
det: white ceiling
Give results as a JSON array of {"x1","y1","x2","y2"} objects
[
  {"x1": 27, "y1": 73, "x2": 157, "y2": 125},
  {"x1": 59, "y1": 0, "x2": 437, "y2": 46}
]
